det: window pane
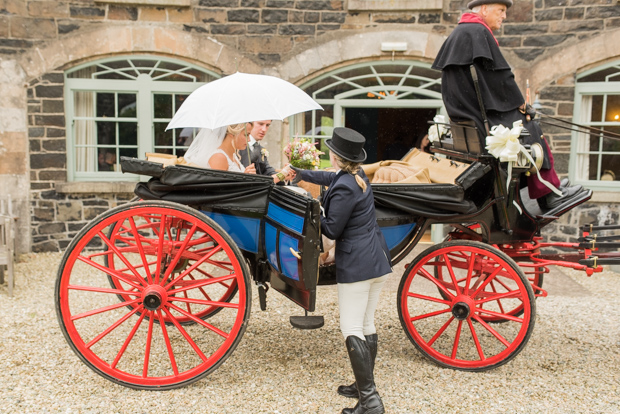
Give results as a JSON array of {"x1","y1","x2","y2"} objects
[
  {"x1": 97, "y1": 121, "x2": 117, "y2": 145},
  {"x1": 118, "y1": 94, "x2": 137, "y2": 118},
  {"x1": 589, "y1": 133, "x2": 601, "y2": 152},
  {"x1": 119, "y1": 122, "x2": 138, "y2": 146},
  {"x1": 154, "y1": 122, "x2": 173, "y2": 147},
  {"x1": 98, "y1": 149, "x2": 117, "y2": 172},
  {"x1": 119, "y1": 147, "x2": 138, "y2": 159},
  {"x1": 601, "y1": 155, "x2": 620, "y2": 181},
  {"x1": 96, "y1": 93, "x2": 115, "y2": 117},
  {"x1": 605, "y1": 95, "x2": 620, "y2": 122},
  {"x1": 591, "y1": 95, "x2": 603, "y2": 122},
  {"x1": 175, "y1": 94, "x2": 189, "y2": 112},
  {"x1": 588, "y1": 154, "x2": 600, "y2": 180},
  {"x1": 154, "y1": 94, "x2": 172, "y2": 118}
]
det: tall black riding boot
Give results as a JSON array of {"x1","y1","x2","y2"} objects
[
  {"x1": 341, "y1": 335, "x2": 385, "y2": 414},
  {"x1": 337, "y1": 334, "x2": 378, "y2": 398}
]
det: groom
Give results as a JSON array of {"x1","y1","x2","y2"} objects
[{"x1": 239, "y1": 120, "x2": 277, "y2": 177}]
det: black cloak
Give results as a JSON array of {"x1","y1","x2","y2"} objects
[{"x1": 432, "y1": 21, "x2": 550, "y2": 169}]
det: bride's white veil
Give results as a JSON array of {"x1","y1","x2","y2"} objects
[{"x1": 183, "y1": 126, "x2": 227, "y2": 168}]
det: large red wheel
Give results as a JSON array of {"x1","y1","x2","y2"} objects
[
  {"x1": 398, "y1": 240, "x2": 535, "y2": 371},
  {"x1": 55, "y1": 201, "x2": 251, "y2": 390}
]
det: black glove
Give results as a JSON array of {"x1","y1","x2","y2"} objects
[
  {"x1": 290, "y1": 166, "x2": 303, "y2": 184},
  {"x1": 520, "y1": 103, "x2": 537, "y2": 121}
]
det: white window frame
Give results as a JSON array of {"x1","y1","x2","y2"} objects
[
  {"x1": 64, "y1": 56, "x2": 219, "y2": 182},
  {"x1": 570, "y1": 60, "x2": 620, "y2": 191}
]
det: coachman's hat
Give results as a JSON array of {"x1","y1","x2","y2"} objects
[
  {"x1": 325, "y1": 127, "x2": 367, "y2": 163},
  {"x1": 467, "y1": 0, "x2": 513, "y2": 9}
]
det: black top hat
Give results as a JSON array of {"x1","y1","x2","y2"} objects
[
  {"x1": 467, "y1": 0, "x2": 512, "y2": 9},
  {"x1": 325, "y1": 127, "x2": 367, "y2": 163}
]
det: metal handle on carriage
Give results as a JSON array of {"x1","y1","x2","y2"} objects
[{"x1": 290, "y1": 247, "x2": 301, "y2": 259}]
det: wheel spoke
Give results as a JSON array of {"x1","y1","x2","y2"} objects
[
  {"x1": 475, "y1": 308, "x2": 524, "y2": 323},
  {"x1": 85, "y1": 306, "x2": 142, "y2": 349},
  {"x1": 161, "y1": 223, "x2": 199, "y2": 283},
  {"x1": 168, "y1": 273, "x2": 236, "y2": 296},
  {"x1": 451, "y1": 320, "x2": 463, "y2": 359},
  {"x1": 472, "y1": 315, "x2": 511, "y2": 347},
  {"x1": 111, "y1": 312, "x2": 148, "y2": 369},
  {"x1": 142, "y1": 313, "x2": 155, "y2": 378},
  {"x1": 427, "y1": 315, "x2": 455, "y2": 346},
  {"x1": 406, "y1": 291, "x2": 451, "y2": 305},
  {"x1": 71, "y1": 298, "x2": 141, "y2": 321},
  {"x1": 157, "y1": 310, "x2": 179, "y2": 376},
  {"x1": 466, "y1": 319, "x2": 486, "y2": 361},
  {"x1": 410, "y1": 308, "x2": 451, "y2": 322},
  {"x1": 167, "y1": 303, "x2": 230, "y2": 339},
  {"x1": 170, "y1": 296, "x2": 240, "y2": 309},
  {"x1": 161, "y1": 308, "x2": 209, "y2": 362},
  {"x1": 98, "y1": 230, "x2": 150, "y2": 286},
  {"x1": 77, "y1": 255, "x2": 144, "y2": 291},
  {"x1": 128, "y1": 216, "x2": 154, "y2": 284},
  {"x1": 68, "y1": 284, "x2": 142, "y2": 297},
  {"x1": 443, "y1": 253, "x2": 463, "y2": 295},
  {"x1": 418, "y1": 266, "x2": 455, "y2": 300},
  {"x1": 164, "y1": 245, "x2": 224, "y2": 290}
]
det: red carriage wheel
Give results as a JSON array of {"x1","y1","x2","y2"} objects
[
  {"x1": 398, "y1": 240, "x2": 535, "y2": 371},
  {"x1": 55, "y1": 201, "x2": 251, "y2": 390},
  {"x1": 104, "y1": 213, "x2": 238, "y2": 324}
]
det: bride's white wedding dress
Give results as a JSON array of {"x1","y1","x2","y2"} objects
[{"x1": 208, "y1": 149, "x2": 243, "y2": 172}]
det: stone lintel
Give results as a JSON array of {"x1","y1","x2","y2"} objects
[
  {"x1": 95, "y1": 0, "x2": 191, "y2": 6},
  {"x1": 348, "y1": 0, "x2": 442, "y2": 11}
]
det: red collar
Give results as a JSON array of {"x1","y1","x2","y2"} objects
[{"x1": 459, "y1": 13, "x2": 498, "y2": 45}]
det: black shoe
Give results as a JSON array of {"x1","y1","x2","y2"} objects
[
  {"x1": 341, "y1": 336, "x2": 385, "y2": 414},
  {"x1": 539, "y1": 185, "x2": 583, "y2": 209},
  {"x1": 338, "y1": 334, "x2": 378, "y2": 399}
]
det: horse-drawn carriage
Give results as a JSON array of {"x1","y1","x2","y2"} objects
[{"x1": 55, "y1": 120, "x2": 617, "y2": 390}]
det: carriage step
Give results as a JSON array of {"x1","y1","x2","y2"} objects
[{"x1": 290, "y1": 311, "x2": 324, "y2": 330}]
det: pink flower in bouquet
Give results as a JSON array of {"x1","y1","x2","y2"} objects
[{"x1": 284, "y1": 137, "x2": 324, "y2": 170}]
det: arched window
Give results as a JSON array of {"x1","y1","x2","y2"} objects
[
  {"x1": 293, "y1": 61, "x2": 444, "y2": 165},
  {"x1": 570, "y1": 61, "x2": 620, "y2": 190},
  {"x1": 65, "y1": 56, "x2": 219, "y2": 181}
]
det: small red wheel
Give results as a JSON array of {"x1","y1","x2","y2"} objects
[
  {"x1": 398, "y1": 240, "x2": 535, "y2": 371},
  {"x1": 55, "y1": 201, "x2": 251, "y2": 390}
]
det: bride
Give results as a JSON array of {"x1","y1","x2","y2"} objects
[{"x1": 184, "y1": 124, "x2": 256, "y2": 173}]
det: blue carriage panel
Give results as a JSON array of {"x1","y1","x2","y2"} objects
[
  {"x1": 266, "y1": 202, "x2": 305, "y2": 235},
  {"x1": 381, "y1": 223, "x2": 417, "y2": 250},
  {"x1": 201, "y1": 211, "x2": 260, "y2": 253},
  {"x1": 279, "y1": 233, "x2": 300, "y2": 281},
  {"x1": 264, "y1": 222, "x2": 279, "y2": 272}
]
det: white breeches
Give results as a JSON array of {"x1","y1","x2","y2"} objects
[{"x1": 337, "y1": 275, "x2": 388, "y2": 340}]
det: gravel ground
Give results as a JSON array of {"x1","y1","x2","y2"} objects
[{"x1": 1, "y1": 247, "x2": 619, "y2": 414}]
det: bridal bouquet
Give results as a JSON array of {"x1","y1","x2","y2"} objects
[{"x1": 284, "y1": 137, "x2": 324, "y2": 170}]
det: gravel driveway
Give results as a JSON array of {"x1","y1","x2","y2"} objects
[{"x1": 1, "y1": 247, "x2": 619, "y2": 413}]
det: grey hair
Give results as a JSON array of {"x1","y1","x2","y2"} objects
[{"x1": 471, "y1": 6, "x2": 481, "y2": 13}]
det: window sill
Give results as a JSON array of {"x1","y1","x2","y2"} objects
[
  {"x1": 95, "y1": 0, "x2": 191, "y2": 6},
  {"x1": 348, "y1": 0, "x2": 442, "y2": 11},
  {"x1": 56, "y1": 182, "x2": 137, "y2": 194},
  {"x1": 589, "y1": 191, "x2": 620, "y2": 203}
]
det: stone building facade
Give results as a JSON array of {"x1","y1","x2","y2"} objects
[{"x1": 0, "y1": 0, "x2": 619, "y2": 253}]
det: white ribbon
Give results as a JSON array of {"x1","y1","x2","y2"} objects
[
  {"x1": 485, "y1": 121, "x2": 561, "y2": 214},
  {"x1": 428, "y1": 115, "x2": 447, "y2": 142}
]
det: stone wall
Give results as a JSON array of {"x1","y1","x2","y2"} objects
[{"x1": 1, "y1": 0, "x2": 620, "y2": 253}]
